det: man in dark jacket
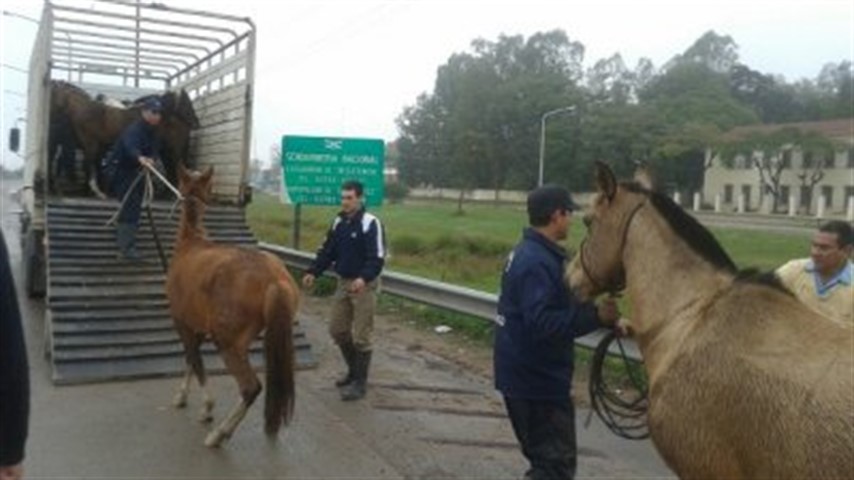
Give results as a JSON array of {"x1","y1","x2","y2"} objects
[
  {"x1": 0, "y1": 231, "x2": 29, "y2": 480},
  {"x1": 495, "y1": 185, "x2": 619, "y2": 480},
  {"x1": 109, "y1": 97, "x2": 162, "y2": 261},
  {"x1": 302, "y1": 180, "x2": 385, "y2": 401}
]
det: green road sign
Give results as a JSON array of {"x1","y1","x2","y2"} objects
[{"x1": 281, "y1": 135, "x2": 385, "y2": 206}]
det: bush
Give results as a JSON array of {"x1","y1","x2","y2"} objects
[
  {"x1": 384, "y1": 182, "x2": 410, "y2": 204},
  {"x1": 392, "y1": 234, "x2": 429, "y2": 255}
]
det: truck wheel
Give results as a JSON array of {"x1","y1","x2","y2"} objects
[{"x1": 23, "y1": 228, "x2": 46, "y2": 298}]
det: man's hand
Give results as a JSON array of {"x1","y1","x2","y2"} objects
[
  {"x1": 614, "y1": 317, "x2": 633, "y2": 338},
  {"x1": 302, "y1": 273, "x2": 315, "y2": 289},
  {"x1": 138, "y1": 156, "x2": 154, "y2": 169},
  {"x1": 596, "y1": 297, "x2": 620, "y2": 326},
  {"x1": 0, "y1": 463, "x2": 24, "y2": 480},
  {"x1": 349, "y1": 278, "x2": 366, "y2": 294}
]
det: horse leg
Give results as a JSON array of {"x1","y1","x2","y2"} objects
[
  {"x1": 82, "y1": 140, "x2": 107, "y2": 199},
  {"x1": 204, "y1": 345, "x2": 261, "y2": 448},
  {"x1": 173, "y1": 330, "x2": 215, "y2": 422}
]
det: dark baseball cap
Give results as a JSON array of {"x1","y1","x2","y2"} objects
[
  {"x1": 143, "y1": 97, "x2": 163, "y2": 112},
  {"x1": 527, "y1": 184, "x2": 580, "y2": 219}
]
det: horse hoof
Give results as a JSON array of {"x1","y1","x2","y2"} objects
[
  {"x1": 204, "y1": 430, "x2": 224, "y2": 448},
  {"x1": 199, "y1": 411, "x2": 214, "y2": 423},
  {"x1": 172, "y1": 393, "x2": 188, "y2": 408}
]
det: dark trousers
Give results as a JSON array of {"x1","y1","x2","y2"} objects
[
  {"x1": 113, "y1": 170, "x2": 144, "y2": 225},
  {"x1": 504, "y1": 396, "x2": 577, "y2": 480}
]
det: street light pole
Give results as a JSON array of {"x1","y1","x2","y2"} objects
[{"x1": 538, "y1": 105, "x2": 576, "y2": 187}]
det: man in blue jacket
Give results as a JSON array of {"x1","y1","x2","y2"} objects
[
  {"x1": 109, "y1": 97, "x2": 162, "y2": 261},
  {"x1": 495, "y1": 185, "x2": 619, "y2": 480},
  {"x1": 302, "y1": 180, "x2": 386, "y2": 401}
]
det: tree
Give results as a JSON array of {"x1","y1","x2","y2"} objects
[
  {"x1": 396, "y1": 30, "x2": 585, "y2": 194},
  {"x1": 586, "y1": 53, "x2": 634, "y2": 104},
  {"x1": 729, "y1": 64, "x2": 800, "y2": 123},
  {"x1": 666, "y1": 30, "x2": 739, "y2": 73}
]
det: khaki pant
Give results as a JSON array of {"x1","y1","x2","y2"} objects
[{"x1": 329, "y1": 278, "x2": 379, "y2": 352}]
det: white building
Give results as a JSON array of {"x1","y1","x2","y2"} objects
[{"x1": 703, "y1": 119, "x2": 854, "y2": 215}]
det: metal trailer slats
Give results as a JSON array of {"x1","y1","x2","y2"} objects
[{"x1": 46, "y1": 198, "x2": 316, "y2": 385}]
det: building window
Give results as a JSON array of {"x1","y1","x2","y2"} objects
[
  {"x1": 845, "y1": 186, "x2": 854, "y2": 207},
  {"x1": 741, "y1": 185, "x2": 752, "y2": 209},
  {"x1": 724, "y1": 184, "x2": 733, "y2": 203},
  {"x1": 780, "y1": 185, "x2": 790, "y2": 206},
  {"x1": 822, "y1": 154, "x2": 835, "y2": 169},
  {"x1": 821, "y1": 186, "x2": 834, "y2": 208},
  {"x1": 781, "y1": 150, "x2": 792, "y2": 169},
  {"x1": 848, "y1": 148, "x2": 854, "y2": 168},
  {"x1": 800, "y1": 186, "x2": 811, "y2": 208},
  {"x1": 802, "y1": 151, "x2": 814, "y2": 169}
]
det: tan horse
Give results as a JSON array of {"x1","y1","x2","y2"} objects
[
  {"x1": 166, "y1": 166, "x2": 298, "y2": 447},
  {"x1": 566, "y1": 162, "x2": 853, "y2": 479}
]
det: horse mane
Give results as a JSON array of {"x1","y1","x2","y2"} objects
[
  {"x1": 52, "y1": 80, "x2": 91, "y2": 99},
  {"x1": 621, "y1": 181, "x2": 736, "y2": 272},
  {"x1": 734, "y1": 269, "x2": 793, "y2": 295},
  {"x1": 619, "y1": 181, "x2": 791, "y2": 294}
]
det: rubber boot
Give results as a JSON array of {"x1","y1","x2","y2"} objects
[
  {"x1": 341, "y1": 350, "x2": 371, "y2": 401},
  {"x1": 335, "y1": 340, "x2": 358, "y2": 388},
  {"x1": 116, "y1": 223, "x2": 142, "y2": 261}
]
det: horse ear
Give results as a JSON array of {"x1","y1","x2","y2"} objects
[
  {"x1": 633, "y1": 161, "x2": 654, "y2": 190},
  {"x1": 178, "y1": 164, "x2": 191, "y2": 186},
  {"x1": 201, "y1": 166, "x2": 214, "y2": 183},
  {"x1": 594, "y1": 161, "x2": 617, "y2": 201}
]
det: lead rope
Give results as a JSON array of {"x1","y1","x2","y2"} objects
[
  {"x1": 580, "y1": 201, "x2": 650, "y2": 440},
  {"x1": 106, "y1": 163, "x2": 184, "y2": 273},
  {"x1": 585, "y1": 330, "x2": 650, "y2": 439}
]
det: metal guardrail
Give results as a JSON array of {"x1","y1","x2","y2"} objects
[{"x1": 259, "y1": 243, "x2": 642, "y2": 362}]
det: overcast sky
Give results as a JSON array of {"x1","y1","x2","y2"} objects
[{"x1": 1, "y1": 0, "x2": 852, "y2": 170}]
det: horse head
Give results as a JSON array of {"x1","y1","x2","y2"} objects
[
  {"x1": 175, "y1": 89, "x2": 200, "y2": 129},
  {"x1": 50, "y1": 80, "x2": 89, "y2": 114},
  {"x1": 178, "y1": 165, "x2": 214, "y2": 203},
  {"x1": 565, "y1": 161, "x2": 652, "y2": 301}
]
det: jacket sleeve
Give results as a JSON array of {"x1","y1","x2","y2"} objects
[
  {"x1": 0, "y1": 232, "x2": 30, "y2": 467},
  {"x1": 519, "y1": 265, "x2": 601, "y2": 344},
  {"x1": 118, "y1": 126, "x2": 142, "y2": 169},
  {"x1": 308, "y1": 220, "x2": 337, "y2": 277},
  {"x1": 359, "y1": 218, "x2": 386, "y2": 283},
  {"x1": 150, "y1": 130, "x2": 162, "y2": 160}
]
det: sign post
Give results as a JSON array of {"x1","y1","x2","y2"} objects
[{"x1": 281, "y1": 135, "x2": 385, "y2": 250}]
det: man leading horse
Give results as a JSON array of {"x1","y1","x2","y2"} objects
[{"x1": 109, "y1": 97, "x2": 162, "y2": 261}]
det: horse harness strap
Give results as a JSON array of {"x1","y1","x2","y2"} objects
[{"x1": 579, "y1": 199, "x2": 647, "y2": 295}]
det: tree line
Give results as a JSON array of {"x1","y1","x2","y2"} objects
[{"x1": 394, "y1": 30, "x2": 853, "y2": 195}]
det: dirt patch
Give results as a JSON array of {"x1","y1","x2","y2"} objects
[{"x1": 299, "y1": 293, "x2": 595, "y2": 406}]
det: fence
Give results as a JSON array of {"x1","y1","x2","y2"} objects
[{"x1": 259, "y1": 242, "x2": 641, "y2": 361}]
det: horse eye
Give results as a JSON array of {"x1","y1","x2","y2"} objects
[{"x1": 583, "y1": 214, "x2": 593, "y2": 229}]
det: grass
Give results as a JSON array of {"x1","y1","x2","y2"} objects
[{"x1": 248, "y1": 192, "x2": 809, "y2": 292}]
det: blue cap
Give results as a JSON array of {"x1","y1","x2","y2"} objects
[
  {"x1": 527, "y1": 184, "x2": 581, "y2": 219},
  {"x1": 143, "y1": 97, "x2": 162, "y2": 112}
]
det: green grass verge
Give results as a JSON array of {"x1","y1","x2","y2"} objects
[{"x1": 253, "y1": 193, "x2": 808, "y2": 383}]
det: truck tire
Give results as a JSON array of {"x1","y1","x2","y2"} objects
[{"x1": 23, "y1": 227, "x2": 46, "y2": 298}]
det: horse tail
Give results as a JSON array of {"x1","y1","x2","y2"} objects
[{"x1": 263, "y1": 282, "x2": 296, "y2": 435}]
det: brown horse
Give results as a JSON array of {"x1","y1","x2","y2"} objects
[
  {"x1": 50, "y1": 82, "x2": 199, "y2": 198},
  {"x1": 166, "y1": 166, "x2": 298, "y2": 447},
  {"x1": 50, "y1": 81, "x2": 137, "y2": 198},
  {"x1": 566, "y1": 161, "x2": 853, "y2": 479}
]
